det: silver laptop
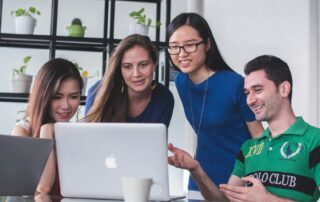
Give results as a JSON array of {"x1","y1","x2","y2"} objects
[
  {"x1": 54, "y1": 123, "x2": 185, "y2": 201},
  {"x1": 0, "y1": 134, "x2": 54, "y2": 196}
]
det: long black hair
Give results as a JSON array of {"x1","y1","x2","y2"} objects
[{"x1": 167, "y1": 13, "x2": 233, "y2": 72}]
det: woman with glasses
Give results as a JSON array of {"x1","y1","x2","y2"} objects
[
  {"x1": 167, "y1": 13, "x2": 264, "y2": 198},
  {"x1": 84, "y1": 34, "x2": 174, "y2": 127}
]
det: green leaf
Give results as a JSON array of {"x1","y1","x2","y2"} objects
[
  {"x1": 129, "y1": 7, "x2": 161, "y2": 27},
  {"x1": 23, "y1": 56, "x2": 31, "y2": 64},
  {"x1": 15, "y1": 8, "x2": 26, "y2": 17},
  {"x1": 146, "y1": 18, "x2": 152, "y2": 27},
  {"x1": 20, "y1": 65, "x2": 27, "y2": 74},
  {"x1": 156, "y1": 21, "x2": 162, "y2": 28},
  {"x1": 74, "y1": 62, "x2": 83, "y2": 71},
  {"x1": 137, "y1": 8, "x2": 144, "y2": 15},
  {"x1": 129, "y1": 11, "x2": 137, "y2": 17},
  {"x1": 11, "y1": 7, "x2": 40, "y2": 17},
  {"x1": 29, "y1": 7, "x2": 36, "y2": 14}
]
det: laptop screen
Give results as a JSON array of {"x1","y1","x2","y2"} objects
[
  {"x1": 55, "y1": 123, "x2": 174, "y2": 201},
  {"x1": 0, "y1": 134, "x2": 53, "y2": 196}
]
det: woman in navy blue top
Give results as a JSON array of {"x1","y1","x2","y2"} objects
[
  {"x1": 84, "y1": 34, "x2": 174, "y2": 127},
  {"x1": 166, "y1": 13, "x2": 264, "y2": 196}
]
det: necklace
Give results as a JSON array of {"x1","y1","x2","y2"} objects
[{"x1": 188, "y1": 73, "x2": 209, "y2": 135}]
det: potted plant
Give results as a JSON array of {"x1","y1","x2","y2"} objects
[
  {"x1": 11, "y1": 7, "x2": 41, "y2": 35},
  {"x1": 11, "y1": 56, "x2": 33, "y2": 93},
  {"x1": 67, "y1": 18, "x2": 86, "y2": 37},
  {"x1": 129, "y1": 8, "x2": 161, "y2": 36},
  {"x1": 74, "y1": 62, "x2": 98, "y2": 95}
]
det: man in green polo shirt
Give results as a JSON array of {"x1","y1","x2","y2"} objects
[{"x1": 168, "y1": 55, "x2": 320, "y2": 201}]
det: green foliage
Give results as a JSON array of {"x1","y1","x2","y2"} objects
[
  {"x1": 74, "y1": 62, "x2": 83, "y2": 71},
  {"x1": 129, "y1": 8, "x2": 161, "y2": 28},
  {"x1": 13, "y1": 56, "x2": 31, "y2": 75},
  {"x1": 71, "y1": 18, "x2": 82, "y2": 26},
  {"x1": 11, "y1": 7, "x2": 41, "y2": 17}
]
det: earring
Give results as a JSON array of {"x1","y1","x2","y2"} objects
[
  {"x1": 121, "y1": 80, "x2": 125, "y2": 94},
  {"x1": 151, "y1": 81, "x2": 156, "y2": 90}
]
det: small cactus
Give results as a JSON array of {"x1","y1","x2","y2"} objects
[{"x1": 71, "y1": 18, "x2": 82, "y2": 26}]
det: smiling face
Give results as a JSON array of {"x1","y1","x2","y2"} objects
[
  {"x1": 121, "y1": 45, "x2": 155, "y2": 96},
  {"x1": 244, "y1": 69, "x2": 284, "y2": 122},
  {"x1": 49, "y1": 78, "x2": 81, "y2": 122},
  {"x1": 168, "y1": 25, "x2": 209, "y2": 78}
]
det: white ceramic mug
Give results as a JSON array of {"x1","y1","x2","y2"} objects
[{"x1": 121, "y1": 177, "x2": 156, "y2": 202}]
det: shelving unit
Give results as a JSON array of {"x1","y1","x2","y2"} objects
[{"x1": 0, "y1": 0, "x2": 171, "y2": 103}]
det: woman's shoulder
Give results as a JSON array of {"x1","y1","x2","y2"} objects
[
  {"x1": 152, "y1": 82, "x2": 174, "y2": 105},
  {"x1": 215, "y1": 70, "x2": 244, "y2": 86},
  {"x1": 88, "y1": 80, "x2": 101, "y2": 93},
  {"x1": 11, "y1": 118, "x2": 30, "y2": 136},
  {"x1": 153, "y1": 82, "x2": 173, "y2": 97},
  {"x1": 175, "y1": 72, "x2": 187, "y2": 83},
  {"x1": 16, "y1": 118, "x2": 30, "y2": 129},
  {"x1": 218, "y1": 70, "x2": 244, "y2": 80}
]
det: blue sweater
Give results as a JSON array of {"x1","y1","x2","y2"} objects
[
  {"x1": 85, "y1": 80, "x2": 174, "y2": 128},
  {"x1": 175, "y1": 70, "x2": 255, "y2": 190}
]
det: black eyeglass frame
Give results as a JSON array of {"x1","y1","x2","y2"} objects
[{"x1": 167, "y1": 41, "x2": 205, "y2": 55}]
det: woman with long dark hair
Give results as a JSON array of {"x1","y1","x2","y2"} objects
[
  {"x1": 11, "y1": 58, "x2": 83, "y2": 195},
  {"x1": 167, "y1": 13, "x2": 263, "y2": 198}
]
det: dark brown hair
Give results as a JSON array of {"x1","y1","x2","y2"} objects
[
  {"x1": 28, "y1": 58, "x2": 83, "y2": 137},
  {"x1": 244, "y1": 55, "x2": 293, "y2": 101}
]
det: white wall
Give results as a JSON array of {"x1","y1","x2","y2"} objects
[{"x1": 204, "y1": 0, "x2": 319, "y2": 126}]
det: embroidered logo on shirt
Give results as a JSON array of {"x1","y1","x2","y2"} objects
[
  {"x1": 245, "y1": 142, "x2": 264, "y2": 158},
  {"x1": 280, "y1": 142, "x2": 302, "y2": 159}
]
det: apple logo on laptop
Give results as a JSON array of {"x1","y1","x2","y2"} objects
[{"x1": 105, "y1": 154, "x2": 117, "y2": 169}]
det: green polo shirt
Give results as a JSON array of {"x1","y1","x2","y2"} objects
[{"x1": 232, "y1": 117, "x2": 320, "y2": 202}]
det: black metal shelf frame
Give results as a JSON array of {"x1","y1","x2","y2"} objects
[
  {"x1": 0, "y1": 93, "x2": 86, "y2": 105},
  {"x1": 0, "y1": 0, "x2": 171, "y2": 103}
]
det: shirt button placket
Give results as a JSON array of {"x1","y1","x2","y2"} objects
[{"x1": 267, "y1": 138, "x2": 273, "y2": 153}]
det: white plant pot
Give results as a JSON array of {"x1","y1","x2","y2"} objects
[
  {"x1": 129, "y1": 23, "x2": 149, "y2": 36},
  {"x1": 11, "y1": 74, "x2": 33, "y2": 93},
  {"x1": 82, "y1": 77, "x2": 87, "y2": 95},
  {"x1": 15, "y1": 16, "x2": 37, "y2": 35}
]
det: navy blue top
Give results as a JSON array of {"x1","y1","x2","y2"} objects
[
  {"x1": 175, "y1": 70, "x2": 256, "y2": 190},
  {"x1": 85, "y1": 80, "x2": 174, "y2": 128}
]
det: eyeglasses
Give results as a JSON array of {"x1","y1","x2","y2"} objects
[{"x1": 167, "y1": 41, "x2": 204, "y2": 55}]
